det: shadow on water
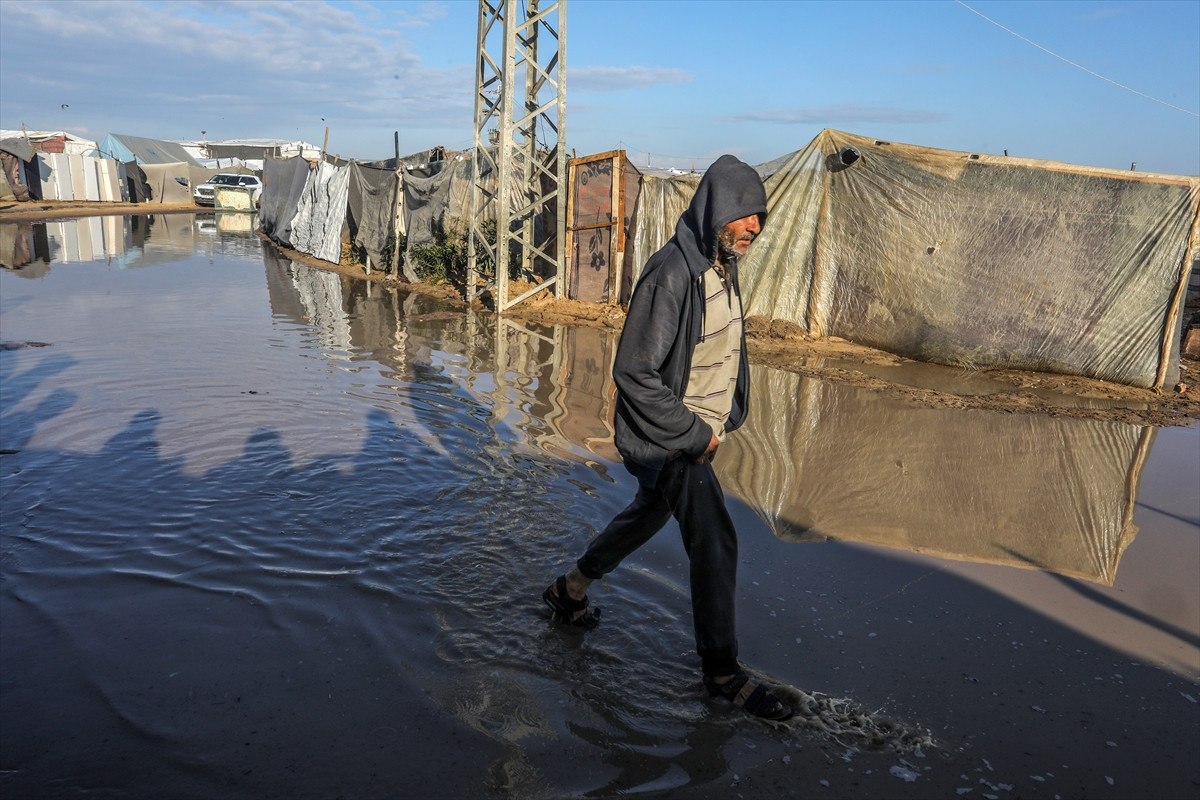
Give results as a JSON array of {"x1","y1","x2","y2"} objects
[{"x1": 0, "y1": 234, "x2": 1196, "y2": 799}]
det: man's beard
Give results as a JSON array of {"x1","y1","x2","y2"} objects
[{"x1": 716, "y1": 225, "x2": 752, "y2": 267}]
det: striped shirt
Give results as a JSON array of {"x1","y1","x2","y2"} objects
[{"x1": 683, "y1": 265, "x2": 743, "y2": 442}]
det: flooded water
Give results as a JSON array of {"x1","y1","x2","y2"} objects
[{"x1": 2, "y1": 216, "x2": 1197, "y2": 799}]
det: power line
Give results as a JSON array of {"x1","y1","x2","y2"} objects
[{"x1": 955, "y1": 0, "x2": 1199, "y2": 118}]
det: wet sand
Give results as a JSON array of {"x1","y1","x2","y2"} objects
[{"x1": 1, "y1": 216, "x2": 1197, "y2": 799}]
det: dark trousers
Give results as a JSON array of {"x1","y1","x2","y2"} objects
[{"x1": 576, "y1": 456, "x2": 739, "y2": 677}]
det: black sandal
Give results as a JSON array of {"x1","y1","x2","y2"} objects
[
  {"x1": 704, "y1": 671, "x2": 795, "y2": 722},
  {"x1": 542, "y1": 575, "x2": 601, "y2": 629}
]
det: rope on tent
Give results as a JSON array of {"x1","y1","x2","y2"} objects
[{"x1": 955, "y1": 0, "x2": 1199, "y2": 118}]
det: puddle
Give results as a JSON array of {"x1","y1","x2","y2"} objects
[
  {"x1": 1, "y1": 217, "x2": 1196, "y2": 799},
  {"x1": 718, "y1": 368, "x2": 1151, "y2": 585}
]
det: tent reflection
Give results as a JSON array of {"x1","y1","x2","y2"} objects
[{"x1": 718, "y1": 367, "x2": 1149, "y2": 585}]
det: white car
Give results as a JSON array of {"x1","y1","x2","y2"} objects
[{"x1": 194, "y1": 173, "x2": 263, "y2": 207}]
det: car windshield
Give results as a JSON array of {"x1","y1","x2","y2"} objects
[{"x1": 210, "y1": 175, "x2": 241, "y2": 185}]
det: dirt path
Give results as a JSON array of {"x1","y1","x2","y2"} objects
[
  {"x1": 4, "y1": 202, "x2": 1196, "y2": 427},
  {"x1": 509, "y1": 293, "x2": 1200, "y2": 427},
  {"x1": 0, "y1": 199, "x2": 201, "y2": 222}
]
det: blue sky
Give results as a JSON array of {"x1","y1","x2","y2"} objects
[{"x1": 1, "y1": 0, "x2": 1197, "y2": 174}]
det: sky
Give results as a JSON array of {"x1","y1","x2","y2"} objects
[{"x1": 1, "y1": 0, "x2": 1197, "y2": 175}]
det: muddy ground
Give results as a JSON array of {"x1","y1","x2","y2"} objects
[
  {"x1": 0, "y1": 199, "x2": 200, "y2": 222},
  {"x1": 253, "y1": 235, "x2": 1200, "y2": 429},
  {"x1": 3, "y1": 200, "x2": 1196, "y2": 428}
]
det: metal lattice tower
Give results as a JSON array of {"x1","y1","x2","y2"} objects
[{"x1": 467, "y1": 0, "x2": 567, "y2": 310}]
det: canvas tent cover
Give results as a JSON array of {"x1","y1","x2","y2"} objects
[
  {"x1": 733, "y1": 130, "x2": 1199, "y2": 390},
  {"x1": 98, "y1": 134, "x2": 199, "y2": 166}
]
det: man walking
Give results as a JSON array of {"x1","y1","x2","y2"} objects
[{"x1": 543, "y1": 154, "x2": 793, "y2": 722}]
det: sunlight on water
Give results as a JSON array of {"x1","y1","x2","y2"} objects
[{"x1": 1, "y1": 217, "x2": 1196, "y2": 799}]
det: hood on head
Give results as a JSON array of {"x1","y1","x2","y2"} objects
[{"x1": 674, "y1": 154, "x2": 767, "y2": 275}]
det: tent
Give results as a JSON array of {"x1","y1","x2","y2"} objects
[
  {"x1": 201, "y1": 138, "x2": 320, "y2": 162},
  {"x1": 97, "y1": 133, "x2": 199, "y2": 166},
  {"x1": 0, "y1": 129, "x2": 98, "y2": 156},
  {"x1": 620, "y1": 131, "x2": 1198, "y2": 388},
  {"x1": 260, "y1": 156, "x2": 350, "y2": 264},
  {"x1": 0, "y1": 137, "x2": 36, "y2": 201},
  {"x1": 734, "y1": 130, "x2": 1199, "y2": 390},
  {"x1": 346, "y1": 161, "x2": 400, "y2": 273}
]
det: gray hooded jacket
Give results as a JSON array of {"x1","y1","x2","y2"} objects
[{"x1": 612, "y1": 155, "x2": 767, "y2": 484}]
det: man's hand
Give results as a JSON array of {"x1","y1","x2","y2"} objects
[{"x1": 694, "y1": 433, "x2": 720, "y2": 464}]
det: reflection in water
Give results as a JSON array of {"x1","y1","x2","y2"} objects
[
  {"x1": 0, "y1": 215, "x2": 263, "y2": 274},
  {"x1": 719, "y1": 369, "x2": 1150, "y2": 585},
  {"x1": 1, "y1": 231, "x2": 1193, "y2": 799},
  {"x1": 197, "y1": 211, "x2": 259, "y2": 236}
]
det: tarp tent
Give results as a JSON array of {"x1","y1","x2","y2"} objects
[
  {"x1": 260, "y1": 156, "x2": 313, "y2": 251},
  {"x1": 735, "y1": 130, "x2": 1200, "y2": 390},
  {"x1": 346, "y1": 161, "x2": 400, "y2": 274},
  {"x1": 0, "y1": 129, "x2": 98, "y2": 156},
  {"x1": 202, "y1": 139, "x2": 320, "y2": 162},
  {"x1": 97, "y1": 134, "x2": 199, "y2": 166},
  {"x1": 138, "y1": 162, "x2": 214, "y2": 204},
  {"x1": 259, "y1": 156, "x2": 349, "y2": 264},
  {"x1": 627, "y1": 169, "x2": 701, "y2": 288},
  {"x1": 0, "y1": 137, "x2": 36, "y2": 201}
]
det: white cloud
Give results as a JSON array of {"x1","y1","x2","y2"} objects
[
  {"x1": 0, "y1": 0, "x2": 471, "y2": 154},
  {"x1": 724, "y1": 105, "x2": 951, "y2": 125},
  {"x1": 571, "y1": 66, "x2": 692, "y2": 92}
]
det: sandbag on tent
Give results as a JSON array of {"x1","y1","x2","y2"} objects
[
  {"x1": 740, "y1": 129, "x2": 1200, "y2": 389},
  {"x1": 290, "y1": 160, "x2": 350, "y2": 264},
  {"x1": 346, "y1": 161, "x2": 398, "y2": 272},
  {"x1": 717, "y1": 366, "x2": 1147, "y2": 586}
]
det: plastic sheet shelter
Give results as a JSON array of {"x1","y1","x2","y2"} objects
[
  {"x1": 717, "y1": 366, "x2": 1148, "y2": 586},
  {"x1": 400, "y1": 158, "x2": 468, "y2": 282},
  {"x1": 97, "y1": 134, "x2": 199, "y2": 166},
  {"x1": 627, "y1": 169, "x2": 702, "y2": 288},
  {"x1": 0, "y1": 129, "x2": 98, "y2": 157},
  {"x1": 737, "y1": 130, "x2": 1200, "y2": 390},
  {"x1": 0, "y1": 137, "x2": 36, "y2": 201},
  {"x1": 137, "y1": 163, "x2": 217, "y2": 204},
  {"x1": 260, "y1": 157, "x2": 350, "y2": 264},
  {"x1": 201, "y1": 139, "x2": 321, "y2": 162},
  {"x1": 400, "y1": 150, "x2": 478, "y2": 250},
  {"x1": 346, "y1": 161, "x2": 400, "y2": 274},
  {"x1": 260, "y1": 157, "x2": 313, "y2": 251}
]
